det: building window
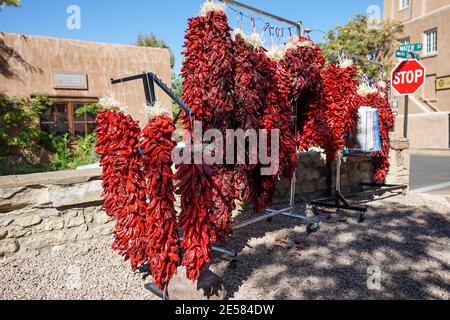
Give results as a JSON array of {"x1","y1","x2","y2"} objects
[
  {"x1": 401, "y1": 37, "x2": 410, "y2": 45},
  {"x1": 73, "y1": 103, "x2": 97, "y2": 137},
  {"x1": 40, "y1": 100, "x2": 97, "y2": 140},
  {"x1": 399, "y1": 0, "x2": 409, "y2": 10},
  {"x1": 424, "y1": 29, "x2": 438, "y2": 55},
  {"x1": 40, "y1": 103, "x2": 70, "y2": 136}
]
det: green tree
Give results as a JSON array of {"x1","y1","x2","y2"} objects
[
  {"x1": 136, "y1": 33, "x2": 175, "y2": 69},
  {"x1": 321, "y1": 14, "x2": 403, "y2": 78},
  {"x1": 171, "y1": 73, "x2": 183, "y2": 124},
  {"x1": 0, "y1": 0, "x2": 20, "y2": 9}
]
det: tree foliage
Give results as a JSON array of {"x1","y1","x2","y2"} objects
[
  {"x1": 0, "y1": 0, "x2": 20, "y2": 9},
  {"x1": 74, "y1": 102, "x2": 101, "y2": 118},
  {"x1": 0, "y1": 95, "x2": 99, "y2": 175},
  {"x1": 0, "y1": 95, "x2": 52, "y2": 157},
  {"x1": 171, "y1": 73, "x2": 182, "y2": 125},
  {"x1": 136, "y1": 33, "x2": 175, "y2": 69},
  {"x1": 321, "y1": 14, "x2": 403, "y2": 78}
]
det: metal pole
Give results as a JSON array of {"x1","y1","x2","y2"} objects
[
  {"x1": 404, "y1": 95, "x2": 409, "y2": 138},
  {"x1": 142, "y1": 72, "x2": 156, "y2": 104},
  {"x1": 233, "y1": 207, "x2": 293, "y2": 230},
  {"x1": 148, "y1": 72, "x2": 195, "y2": 117},
  {"x1": 326, "y1": 161, "x2": 332, "y2": 195}
]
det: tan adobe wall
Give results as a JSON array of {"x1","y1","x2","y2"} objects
[{"x1": 0, "y1": 32, "x2": 173, "y2": 125}]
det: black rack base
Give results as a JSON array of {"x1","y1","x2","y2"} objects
[{"x1": 311, "y1": 183, "x2": 408, "y2": 223}]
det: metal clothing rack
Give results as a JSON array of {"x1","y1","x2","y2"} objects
[
  {"x1": 111, "y1": 1, "x2": 320, "y2": 300},
  {"x1": 311, "y1": 152, "x2": 408, "y2": 223}
]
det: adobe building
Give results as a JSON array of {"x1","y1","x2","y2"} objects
[
  {"x1": 384, "y1": 0, "x2": 450, "y2": 149},
  {"x1": 0, "y1": 32, "x2": 173, "y2": 140}
]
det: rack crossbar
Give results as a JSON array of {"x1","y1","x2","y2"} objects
[
  {"x1": 111, "y1": 72, "x2": 194, "y2": 117},
  {"x1": 219, "y1": 0, "x2": 302, "y2": 29},
  {"x1": 233, "y1": 207, "x2": 293, "y2": 230}
]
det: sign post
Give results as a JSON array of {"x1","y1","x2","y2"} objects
[{"x1": 391, "y1": 59, "x2": 426, "y2": 139}]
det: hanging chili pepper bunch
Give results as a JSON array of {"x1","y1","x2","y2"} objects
[
  {"x1": 180, "y1": 1, "x2": 234, "y2": 132},
  {"x1": 137, "y1": 108, "x2": 179, "y2": 290},
  {"x1": 277, "y1": 62, "x2": 299, "y2": 179},
  {"x1": 248, "y1": 50, "x2": 279, "y2": 213},
  {"x1": 178, "y1": 1, "x2": 237, "y2": 281},
  {"x1": 233, "y1": 30, "x2": 264, "y2": 131},
  {"x1": 373, "y1": 80, "x2": 395, "y2": 183},
  {"x1": 280, "y1": 37, "x2": 329, "y2": 151},
  {"x1": 175, "y1": 161, "x2": 217, "y2": 281},
  {"x1": 94, "y1": 98, "x2": 149, "y2": 270},
  {"x1": 321, "y1": 60, "x2": 360, "y2": 160},
  {"x1": 95, "y1": 107, "x2": 127, "y2": 218},
  {"x1": 230, "y1": 31, "x2": 273, "y2": 212}
]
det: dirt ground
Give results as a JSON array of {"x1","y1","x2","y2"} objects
[{"x1": 1, "y1": 192, "x2": 449, "y2": 300}]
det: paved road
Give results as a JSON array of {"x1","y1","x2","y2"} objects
[{"x1": 410, "y1": 155, "x2": 450, "y2": 200}]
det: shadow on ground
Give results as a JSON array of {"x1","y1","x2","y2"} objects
[{"x1": 211, "y1": 194, "x2": 450, "y2": 300}]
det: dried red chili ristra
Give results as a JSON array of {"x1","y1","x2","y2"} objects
[
  {"x1": 280, "y1": 37, "x2": 329, "y2": 151},
  {"x1": 343, "y1": 66, "x2": 362, "y2": 143},
  {"x1": 276, "y1": 62, "x2": 298, "y2": 179},
  {"x1": 95, "y1": 110, "x2": 148, "y2": 271},
  {"x1": 95, "y1": 110, "x2": 123, "y2": 218},
  {"x1": 322, "y1": 63, "x2": 360, "y2": 160},
  {"x1": 175, "y1": 161, "x2": 217, "y2": 282},
  {"x1": 233, "y1": 33, "x2": 264, "y2": 131},
  {"x1": 180, "y1": 7, "x2": 244, "y2": 255},
  {"x1": 137, "y1": 115, "x2": 179, "y2": 290},
  {"x1": 180, "y1": 9, "x2": 234, "y2": 133},
  {"x1": 250, "y1": 54, "x2": 285, "y2": 213}
]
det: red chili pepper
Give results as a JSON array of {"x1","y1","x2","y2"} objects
[
  {"x1": 95, "y1": 110, "x2": 148, "y2": 271},
  {"x1": 137, "y1": 115, "x2": 179, "y2": 290},
  {"x1": 321, "y1": 63, "x2": 360, "y2": 160},
  {"x1": 280, "y1": 36, "x2": 329, "y2": 152}
]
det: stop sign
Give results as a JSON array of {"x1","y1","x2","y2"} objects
[{"x1": 391, "y1": 59, "x2": 426, "y2": 95}]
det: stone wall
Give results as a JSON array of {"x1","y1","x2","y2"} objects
[
  {"x1": 1, "y1": 142, "x2": 410, "y2": 261},
  {"x1": 0, "y1": 169, "x2": 112, "y2": 261},
  {"x1": 275, "y1": 151, "x2": 374, "y2": 202}
]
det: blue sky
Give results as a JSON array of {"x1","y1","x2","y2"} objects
[{"x1": 0, "y1": 0, "x2": 384, "y2": 73}]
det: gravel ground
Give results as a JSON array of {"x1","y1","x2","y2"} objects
[{"x1": 1, "y1": 192, "x2": 449, "y2": 300}]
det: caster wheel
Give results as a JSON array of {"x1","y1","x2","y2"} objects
[
  {"x1": 306, "y1": 222, "x2": 320, "y2": 234},
  {"x1": 358, "y1": 213, "x2": 366, "y2": 223},
  {"x1": 312, "y1": 206, "x2": 319, "y2": 215},
  {"x1": 229, "y1": 259, "x2": 238, "y2": 270},
  {"x1": 267, "y1": 217, "x2": 274, "y2": 223}
]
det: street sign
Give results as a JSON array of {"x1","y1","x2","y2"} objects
[
  {"x1": 391, "y1": 59, "x2": 426, "y2": 95},
  {"x1": 396, "y1": 50, "x2": 408, "y2": 58},
  {"x1": 399, "y1": 43, "x2": 423, "y2": 52}
]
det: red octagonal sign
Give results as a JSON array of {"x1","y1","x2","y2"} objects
[{"x1": 391, "y1": 59, "x2": 426, "y2": 95}]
